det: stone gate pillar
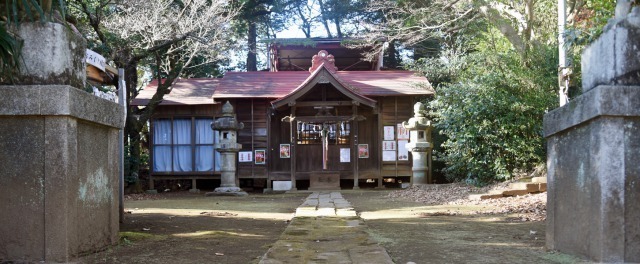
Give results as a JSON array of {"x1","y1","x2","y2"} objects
[
  {"x1": 402, "y1": 102, "x2": 433, "y2": 185},
  {"x1": 0, "y1": 23, "x2": 123, "y2": 262},
  {"x1": 544, "y1": 7, "x2": 640, "y2": 262},
  {"x1": 206, "y1": 101, "x2": 247, "y2": 196}
]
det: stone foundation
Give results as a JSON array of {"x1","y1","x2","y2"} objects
[
  {"x1": 0, "y1": 85, "x2": 124, "y2": 262},
  {"x1": 309, "y1": 172, "x2": 340, "y2": 191},
  {"x1": 545, "y1": 86, "x2": 640, "y2": 262}
]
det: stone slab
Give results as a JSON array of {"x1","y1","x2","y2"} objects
[
  {"x1": 272, "y1": 181, "x2": 292, "y2": 191},
  {"x1": 0, "y1": 85, "x2": 125, "y2": 129},
  {"x1": 509, "y1": 182, "x2": 540, "y2": 192},
  {"x1": 16, "y1": 23, "x2": 86, "y2": 88},
  {"x1": 469, "y1": 194, "x2": 504, "y2": 200},
  {"x1": 260, "y1": 193, "x2": 392, "y2": 264},
  {"x1": 348, "y1": 246, "x2": 394, "y2": 264},
  {"x1": 581, "y1": 14, "x2": 640, "y2": 92},
  {"x1": 336, "y1": 209, "x2": 357, "y2": 217},
  {"x1": 309, "y1": 172, "x2": 340, "y2": 190},
  {"x1": 532, "y1": 177, "x2": 547, "y2": 183},
  {"x1": 538, "y1": 183, "x2": 547, "y2": 192},
  {"x1": 543, "y1": 85, "x2": 640, "y2": 137},
  {"x1": 502, "y1": 189, "x2": 530, "y2": 196}
]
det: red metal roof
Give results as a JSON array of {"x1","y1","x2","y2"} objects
[
  {"x1": 131, "y1": 78, "x2": 219, "y2": 106},
  {"x1": 214, "y1": 70, "x2": 432, "y2": 99},
  {"x1": 132, "y1": 71, "x2": 432, "y2": 106},
  {"x1": 271, "y1": 64, "x2": 377, "y2": 108}
]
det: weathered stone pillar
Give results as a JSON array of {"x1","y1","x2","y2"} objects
[
  {"x1": 0, "y1": 23, "x2": 123, "y2": 262},
  {"x1": 206, "y1": 101, "x2": 248, "y2": 196},
  {"x1": 402, "y1": 102, "x2": 432, "y2": 185},
  {"x1": 544, "y1": 7, "x2": 640, "y2": 262}
]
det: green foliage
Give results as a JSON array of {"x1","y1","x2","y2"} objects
[
  {"x1": 124, "y1": 143, "x2": 148, "y2": 184},
  {"x1": 565, "y1": 0, "x2": 616, "y2": 47},
  {"x1": 426, "y1": 46, "x2": 557, "y2": 184},
  {"x1": 1, "y1": 0, "x2": 66, "y2": 26},
  {"x1": 0, "y1": 23, "x2": 22, "y2": 82}
]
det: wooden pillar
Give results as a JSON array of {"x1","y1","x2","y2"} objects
[
  {"x1": 190, "y1": 178, "x2": 198, "y2": 193},
  {"x1": 290, "y1": 106, "x2": 297, "y2": 191},
  {"x1": 266, "y1": 107, "x2": 272, "y2": 190},
  {"x1": 352, "y1": 103, "x2": 360, "y2": 189},
  {"x1": 149, "y1": 176, "x2": 155, "y2": 190},
  {"x1": 376, "y1": 105, "x2": 384, "y2": 188}
]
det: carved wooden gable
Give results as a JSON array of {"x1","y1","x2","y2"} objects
[{"x1": 309, "y1": 50, "x2": 338, "y2": 73}]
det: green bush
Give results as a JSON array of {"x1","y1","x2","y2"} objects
[{"x1": 428, "y1": 47, "x2": 557, "y2": 185}]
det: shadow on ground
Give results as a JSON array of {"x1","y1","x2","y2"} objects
[
  {"x1": 79, "y1": 190, "x2": 584, "y2": 264},
  {"x1": 342, "y1": 190, "x2": 584, "y2": 264}
]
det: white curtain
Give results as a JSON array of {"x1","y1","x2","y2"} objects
[
  {"x1": 173, "y1": 119, "x2": 192, "y2": 171},
  {"x1": 195, "y1": 119, "x2": 215, "y2": 171},
  {"x1": 213, "y1": 131, "x2": 221, "y2": 171},
  {"x1": 153, "y1": 119, "x2": 172, "y2": 172}
]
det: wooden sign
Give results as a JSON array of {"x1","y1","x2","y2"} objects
[{"x1": 86, "y1": 49, "x2": 106, "y2": 71}]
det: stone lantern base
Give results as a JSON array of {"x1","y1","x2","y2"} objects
[{"x1": 205, "y1": 187, "x2": 248, "y2": 197}]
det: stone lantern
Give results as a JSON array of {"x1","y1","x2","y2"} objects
[
  {"x1": 402, "y1": 102, "x2": 433, "y2": 185},
  {"x1": 206, "y1": 101, "x2": 247, "y2": 196}
]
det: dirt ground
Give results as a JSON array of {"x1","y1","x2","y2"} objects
[{"x1": 79, "y1": 189, "x2": 584, "y2": 264}]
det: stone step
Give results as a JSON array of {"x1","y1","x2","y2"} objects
[
  {"x1": 469, "y1": 193, "x2": 505, "y2": 200},
  {"x1": 470, "y1": 182, "x2": 547, "y2": 200},
  {"x1": 502, "y1": 189, "x2": 531, "y2": 196},
  {"x1": 532, "y1": 176, "x2": 547, "y2": 183},
  {"x1": 509, "y1": 182, "x2": 544, "y2": 193}
]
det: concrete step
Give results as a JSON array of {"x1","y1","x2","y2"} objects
[
  {"x1": 469, "y1": 182, "x2": 547, "y2": 200},
  {"x1": 532, "y1": 176, "x2": 547, "y2": 183},
  {"x1": 469, "y1": 193, "x2": 505, "y2": 200},
  {"x1": 509, "y1": 182, "x2": 544, "y2": 193}
]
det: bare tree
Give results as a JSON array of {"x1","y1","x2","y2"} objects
[
  {"x1": 69, "y1": 0, "x2": 239, "y2": 186},
  {"x1": 358, "y1": 0, "x2": 585, "y2": 59}
]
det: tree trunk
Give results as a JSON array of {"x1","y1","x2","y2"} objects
[
  {"x1": 317, "y1": 0, "x2": 333, "y2": 38},
  {"x1": 385, "y1": 40, "x2": 399, "y2": 69},
  {"x1": 296, "y1": 5, "x2": 312, "y2": 38},
  {"x1": 334, "y1": 17, "x2": 342, "y2": 38},
  {"x1": 247, "y1": 21, "x2": 258, "y2": 71}
]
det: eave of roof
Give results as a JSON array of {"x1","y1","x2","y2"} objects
[
  {"x1": 130, "y1": 78, "x2": 220, "y2": 106},
  {"x1": 133, "y1": 71, "x2": 432, "y2": 106},
  {"x1": 212, "y1": 70, "x2": 432, "y2": 99},
  {"x1": 271, "y1": 64, "x2": 377, "y2": 109}
]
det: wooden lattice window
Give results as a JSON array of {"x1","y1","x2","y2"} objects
[{"x1": 296, "y1": 121, "x2": 350, "y2": 145}]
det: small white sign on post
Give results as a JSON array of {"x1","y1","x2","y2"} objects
[{"x1": 86, "y1": 49, "x2": 106, "y2": 71}]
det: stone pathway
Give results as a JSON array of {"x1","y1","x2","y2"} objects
[{"x1": 259, "y1": 192, "x2": 394, "y2": 264}]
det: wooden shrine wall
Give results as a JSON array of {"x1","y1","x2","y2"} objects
[
  {"x1": 378, "y1": 96, "x2": 414, "y2": 178},
  {"x1": 235, "y1": 99, "x2": 269, "y2": 178}
]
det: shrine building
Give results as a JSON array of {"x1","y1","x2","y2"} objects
[{"x1": 131, "y1": 38, "x2": 434, "y2": 191}]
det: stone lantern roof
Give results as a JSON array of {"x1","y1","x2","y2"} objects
[{"x1": 211, "y1": 101, "x2": 244, "y2": 131}]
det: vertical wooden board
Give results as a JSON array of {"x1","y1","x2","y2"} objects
[
  {"x1": 270, "y1": 110, "x2": 291, "y2": 172},
  {"x1": 357, "y1": 108, "x2": 378, "y2": 175},
  {"x1": 395, "y1": 97, "x2": 413, "y2": 124}
]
